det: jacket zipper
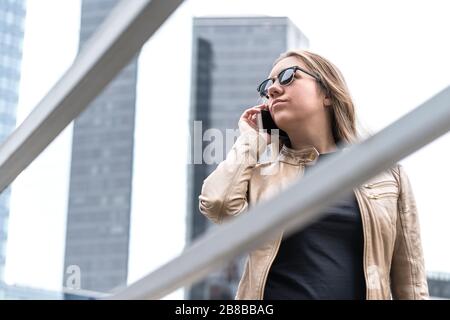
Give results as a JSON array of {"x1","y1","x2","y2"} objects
[
  {"x1": 257, "y1": 163, "x2": 302, "y2": 300},
  {"x1": 354, "y1": 187, "x2": 369, "y2": 300},
  {"x1": 258, "y1": 232, "x2": 283, "y2": 299}
]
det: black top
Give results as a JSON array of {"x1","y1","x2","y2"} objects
[{"x1": 263, "y1": 149, "x2": 366, "y2": 300}]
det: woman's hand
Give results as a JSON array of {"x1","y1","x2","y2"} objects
[{"x1": 238, "y1": 104, "x2": 271, "y2": 144}]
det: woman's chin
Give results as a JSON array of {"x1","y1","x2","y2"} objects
[{"x1": 273, "y1": 114, "x2": 288, "y2": 130}]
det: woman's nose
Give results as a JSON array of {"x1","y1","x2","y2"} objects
[{"x1": 267, "y1": 82, "x2": 283, "y2": 98}]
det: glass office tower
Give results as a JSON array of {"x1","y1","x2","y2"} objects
[
  {"x1": 63, "y1": 0, "x2": 137, "y2": 292},
  {"x1": 0, "y1": 0, "x2": 27, "y2": 282}
]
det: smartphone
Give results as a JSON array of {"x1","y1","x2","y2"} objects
[{"x1": 257, "y1": 110, "x2": 288, "y2": 137}]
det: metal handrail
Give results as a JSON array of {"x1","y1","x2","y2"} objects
[{"x1": 0, "y1": 0, "x2": 184, "y2": 193}]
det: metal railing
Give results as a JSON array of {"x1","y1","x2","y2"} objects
[
  {"x1": 0, "y1": 0, "x2": 184, "y2": 193},
  {"x1": 0, "y1": 0, "x2": 448, "y2": 300}
]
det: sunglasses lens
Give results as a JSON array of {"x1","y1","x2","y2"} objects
[
  {"x1": 280, "y1": 68, "x2": 295, "y2": 85},
  {"x1": 258, "y1": 67, "x2": 297, "y2": 97},
  {"x1": 258, "y1": 79, "x2": 273, "y2": 97}
]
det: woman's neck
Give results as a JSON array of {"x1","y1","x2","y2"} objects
[
  {"x1": 284, "y1": 108, "x2": 337, "y2": 154},
  {"x1": 288, "y1": 126, "x2": 337, "y2": 154}
]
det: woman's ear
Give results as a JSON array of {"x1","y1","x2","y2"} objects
[{"x1": 324, "y1": 97, "x2": 332, "y2": 107}]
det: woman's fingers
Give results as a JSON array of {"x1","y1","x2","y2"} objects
[
  {"x1": 242, "y1": 107, "x2": 260, "y2": 116},
  {"x1": 238, "y1": 104, "x2": 269, "y2": 134},
  {"x1": 241, "y1": 104, "x2": 267, "y2": 118}
]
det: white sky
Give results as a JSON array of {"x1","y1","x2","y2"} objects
[{"x1": 4, "y1": 0, "x2": 450, "y2": 298}]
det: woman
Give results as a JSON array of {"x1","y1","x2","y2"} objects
[{"x1": 198, "y1": 50, "x2": 429, "y2": 300}]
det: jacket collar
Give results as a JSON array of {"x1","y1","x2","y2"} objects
[
  {"x1": 278, "y1": 144, "x2": 351, "y2": 166},
  {"x1": 278, "y1": 144, "x2": 320, "y2": 166}
]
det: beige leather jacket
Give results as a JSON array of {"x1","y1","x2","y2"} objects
[{"x1": 199, "y1": 131, "x2": 429, "y2": 300}]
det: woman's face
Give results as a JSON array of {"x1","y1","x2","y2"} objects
[{"x1": 266, "y1": 56, "x2": 329, "y2": 132}]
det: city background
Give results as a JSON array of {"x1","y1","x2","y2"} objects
[{"x1": 0, "y1": 0, "x2": 449, "y2": 299}]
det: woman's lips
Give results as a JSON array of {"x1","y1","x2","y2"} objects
[{"x1": 271, "y1": 99, "x2": 287, "y2": 109}]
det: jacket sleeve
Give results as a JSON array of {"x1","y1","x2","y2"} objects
[
  {"x1": 198, "y1": 131, "x2": 267, "y2": 224},
  {"x1": 390, "y1": 164, "x2": 429, "y2": 299}
]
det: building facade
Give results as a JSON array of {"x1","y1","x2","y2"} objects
[
  {"x1": 0, "y1": 0, "x2": 27, "y2": 282},
  {"x1": 428, "y1": 272, "x2": 450, "y2": 299},
  {"x1": 63, "y1": 0, "x2": 138, "y2": 292}
]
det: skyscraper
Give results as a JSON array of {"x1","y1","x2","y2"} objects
[
  {"x1": 0, "y1": 0, "x2": 27, "y2": 282},
  {"x1": 63, "y1": 0, "x2": 137, "y2": 292},
  {"x1": 427, "y1": 272, "x2": 450, "y2": 299},
  {"x1": 187, "y1": 17, "x2": 309, "y2": 299}
]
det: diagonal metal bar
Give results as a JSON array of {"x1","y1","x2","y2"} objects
[
  {"x1": 62, "y1": 287, "x2": 108, "y2": 300},
  {"x1": 0, "y1": 0, "x2": 184, "y2": 193},
  {"x1": 110, "y1": 86, "x2": 450, "y2": 299}
]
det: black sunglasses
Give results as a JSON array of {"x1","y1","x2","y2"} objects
[{"x1": 257, "y1": 66, "x2": 322, "y2": 98}]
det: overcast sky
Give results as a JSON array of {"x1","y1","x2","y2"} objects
[{"x1": 4, "y1": 0, "x2": 450, "y2": 299}]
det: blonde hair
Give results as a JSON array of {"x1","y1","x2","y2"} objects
[{"x1": 274, "y1": 50, "x2": 363, "y2": 146}]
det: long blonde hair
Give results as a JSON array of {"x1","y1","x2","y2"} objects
[{"x1": 274, "y1": 50, "x2": 363, "y2": 146}]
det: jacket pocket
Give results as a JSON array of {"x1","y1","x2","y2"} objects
[
  {"x1": 363, "y1": 180, "x2": 397, "y2": 189},
  {"x1": 363, "y1": 179, "x2": 399, "y2": 200},
  {"x1": 363, "y1": 179, "x2": 399, "y2": 228},
  {"x1": 368, "y1": 192, "x2": 398, "y2": 200}
]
